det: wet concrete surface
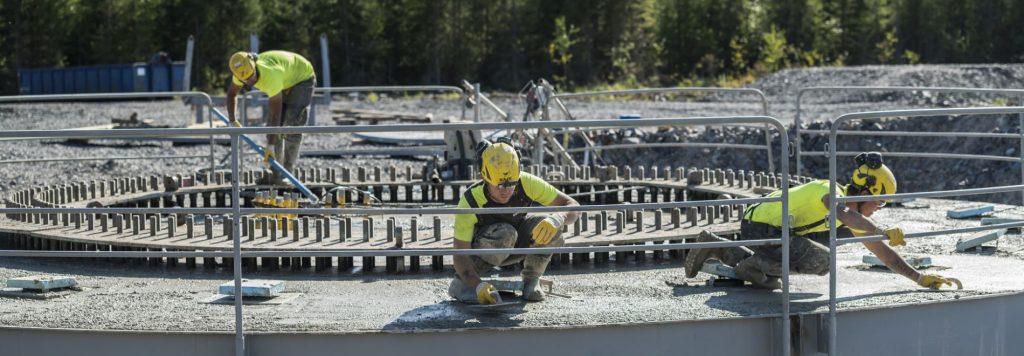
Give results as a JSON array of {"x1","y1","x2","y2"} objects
[{"x1": 0, "y1": 198, "x2": 1021, "y2": 333}]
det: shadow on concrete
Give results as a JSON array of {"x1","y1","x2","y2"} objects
[{"x1": 382, "y1": 301, "x2": 526, "y2": 331}]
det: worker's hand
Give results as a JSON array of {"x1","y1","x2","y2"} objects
[
  {"x1": 263, "y1": 146, "x2": 276, "y2": 165},
  {"x1": 917, "y1": 273, "x2": 956, "y2": 289},
  {"x1": 531, "y1": 216, "x2": 561, "y2": 246},
  {"x1": 882, "y1": 227, "x2": 905, "y2": 247},
  {"x1": 475, "y1": 282, "x2": 501, "y2": 305},
  {"x1": 229, "y1": 120, "x2": 242, "y2": 128}
]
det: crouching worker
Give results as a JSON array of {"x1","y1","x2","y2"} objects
[
  {"x1": 684, "y1": 152, "x2": 958, "y2": 290},
  {"x1": 449, "y1": 140, "x2": 580, "y2": 304}
]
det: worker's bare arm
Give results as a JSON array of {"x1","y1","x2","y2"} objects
[{"x1": 549, "y1": 192, "x2": 580, "y2": 226}]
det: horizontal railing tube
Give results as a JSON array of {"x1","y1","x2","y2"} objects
[{"x1": 825, "y1": 105, "x2": 1024, "y2": 356}]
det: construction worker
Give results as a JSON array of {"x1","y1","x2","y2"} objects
[
  {"x1": 449, "y1": 139, "x2": 580, "y2": 304},
  {"x1": 226, "y1": 50, "x2": 316, "y2": 185},
  {"x1": 684, "y1": 152, "x2": 957, "y2": 290}
]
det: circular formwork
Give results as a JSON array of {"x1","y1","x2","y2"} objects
[
  {"x1": 0, "y1": 163, "x2": 800, "y2": 273},
  {"x1": 2, "y1": 166, "x2": 1023, "y2": 356}
]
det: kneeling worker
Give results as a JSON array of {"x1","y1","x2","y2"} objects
[
  {"x1": 449, "y1": 140, "x2": 580, "y2": 304},
  {"x1": 684, "y1": 152, "x2": 957, "y2": 290}
]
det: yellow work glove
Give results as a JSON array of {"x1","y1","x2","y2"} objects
[
  {"x1": 883, "y1": 227, "x2": 905, "y2": 247},
  {"x1": 263, "y1": 146, "x2": 276, "y2": 166},
  {"x1": 531, "y1": 216, "x2": 562, "y2": 246},
  {"x1": 229, "y1": 120, "x2": 242, "y2": 128},
  {"x1": 917, "y1": 273, "x2": 955, "y2": 289},
  {"x1": 475, "y1": 282, "x2": 501, "y2": 305}
]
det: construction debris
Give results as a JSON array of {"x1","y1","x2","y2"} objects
[
  {"x1": 980, "y1": 217, "x2": 1024, "y2": 232},
  {"x1": 332, "y1": 108, "x2": 434, "y2": 125},
  {"x1": 955, "y1": 229, "x2": 1005, "y2": 252},
  {"x1": 0, "y1": 276, "x2": 80, "y2": 300},
  {"x1": 217, "y1": 279, "x2": 285, "y2": 297},
  {"x1": 6, "y1": 275, "x2": 77, "y2": 292},
  {"x1": 947, "y1": 205, "x2": 994, "y2": 219},
  {"x1": 112, "y1": 112, "x2": 169, "y2": 129}
]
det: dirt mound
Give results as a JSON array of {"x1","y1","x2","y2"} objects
[{"x1": 753, "y1": 64, "x2": 1024, "y2": 103}]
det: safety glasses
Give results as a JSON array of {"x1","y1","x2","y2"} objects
[{"x1": 497, "y1": 181, "x2": 518, "y2": 189}]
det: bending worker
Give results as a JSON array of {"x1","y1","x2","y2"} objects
[
  {"x1": 449, "y1": 139, "x2": 580, "y2": 304},
  {"x1": 226, "y1": 50, "x2": 316, "y2": 185},
  {"x1": 684, "y1": 152, "x2": 957, "y2": 290}
]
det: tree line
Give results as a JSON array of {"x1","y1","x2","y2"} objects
[{"x1": 1, "y1": 0, "x2": 1022, "y2": 95}]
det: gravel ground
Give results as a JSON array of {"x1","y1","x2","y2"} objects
[
  {"x1": 0, "y1": 198, "x2": 1021, "y2": 332},
  {"x1": 1, "y1": 64, "x2": 1024, "y2": 332}
]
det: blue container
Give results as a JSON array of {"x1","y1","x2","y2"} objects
[
  {"x1": 17, "y1": 62, "x2": 185, "y2": 95},
  {"x1": 171, "y1": 63, "x2": 186, "y2": 91},
  {"x1": 149, "y1": 63, "x2": 170, "y2": 92}
]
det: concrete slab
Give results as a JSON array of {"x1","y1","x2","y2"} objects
[
  {"x1": 217, "y1": 279, "x2": 284, "y2": 297},
  {"x1": 947, "y1": 205, "x2": 994, "y2": 219},
  {"x1": 202, "y1": 293, "x2": 302, "y2": 305},
  {"x1": 6, "y1": 276, "x2": 77, "y2": 291},
  {"x1": 862, "y1": 254, "x2": 932, "y2": 269},
  {"x1": 0, "y1": 287, "x2": 78, "y2": 300},
  {"x1": 955, "y1": 229, "x2": 1005, "y2": 252},
  {"x1": 0, "y1": 250, "x2": 1019, "y2": 333}
]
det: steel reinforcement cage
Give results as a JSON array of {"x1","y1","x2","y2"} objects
[{"x1": 0, "y1": 116, "x2": 793, "y2": 356}]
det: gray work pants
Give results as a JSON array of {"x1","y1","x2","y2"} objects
[
  {"x1": 448, "y1": 216, "x2": 564, "y2": 303},
  {"x1": 270, "y1": 76, "x2": 315, "y2": 182},
  {"x1": 737, "y1": 220, "x2": 854, "y2": 277}
]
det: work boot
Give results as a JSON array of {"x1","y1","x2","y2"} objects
[
  {"x1": 735, "y1": 257, "x2": 782, "y2": 290},
  {"x1": 522, "y1": 277, "x2": 545, "y2": 302},
  {"x1": 447, "y1": 276, "x2": 478, "y2": 303},
  {"x1": 683, "y1": 230, "x2": 726, "y2": 278}
]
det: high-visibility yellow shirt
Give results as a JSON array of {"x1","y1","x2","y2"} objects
[
  {"x1": 454, "y1": 172, "x2": 559, "y2": 242},
  {"x1": 744, "y1": 180, "x2": 848, "y2": 235},
  {"x1": 232, "y1": 50, "x2": 314, "y2": 97}
]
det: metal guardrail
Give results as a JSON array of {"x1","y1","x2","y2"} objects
[
  {"x1": 547, "y1": 87, "x2": 777, "y2": 173},
  {"x1": 0, "y1": 91, "x2": 223, "y2": 176},
  {"x1": 825, "y1": 106, "x2": 1024, "y2": 356},
  {"x1": 794, "y1": 86, "x2": 1024, "y2": 176},
  {"x1": 0, "y1": 116, "x2": 793, "y2": 356},
  {"x1": 239, "y1": 86, "x2": 466, "y2": 126}
]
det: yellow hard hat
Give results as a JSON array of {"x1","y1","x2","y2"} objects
[
  {"x1": 851, "y1": 152, "x2": 897, "y2": 197},
  {"x1": 480, "y1": 142, "x2": 520, "y2": 186},
  {"x1": 229, "y1": 51, "x2": 256, "y2": 81}
]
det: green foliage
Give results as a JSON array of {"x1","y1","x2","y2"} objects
[
  {"x1": 3, "y1": 0, "x2": 1024, "y2": 95},
  {"x1": 903, "y1": 50, "x2": 921, "y2": 64},
  {"x1": 548, "y1": 16, "x2": 579, "y2": 87},
  {"x1": 876, "y1": 30, "x2": 899, "y2": 64},
  {"x1": 755, "y1": 26, "x2": 788, "y2": 75}
]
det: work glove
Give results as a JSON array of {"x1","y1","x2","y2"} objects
[
  {"x1": 263, "y1": 146, "x2": 276, "y2": 166},
  {"x1": 229, "y1": 120, "x2": 242, "y2": 128},
  {"x1": 531, "y1": 216, "x2": 562, "y2": 246},
  {"x1": 475, "y1": 282, "x2": 501, "y2": 305},
  {"x1": 917, "y1": 273, "x2": 955, "y2": 289},
  {"x1": 883, "y1": 227, "x2": 905, "y2": 247}
]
